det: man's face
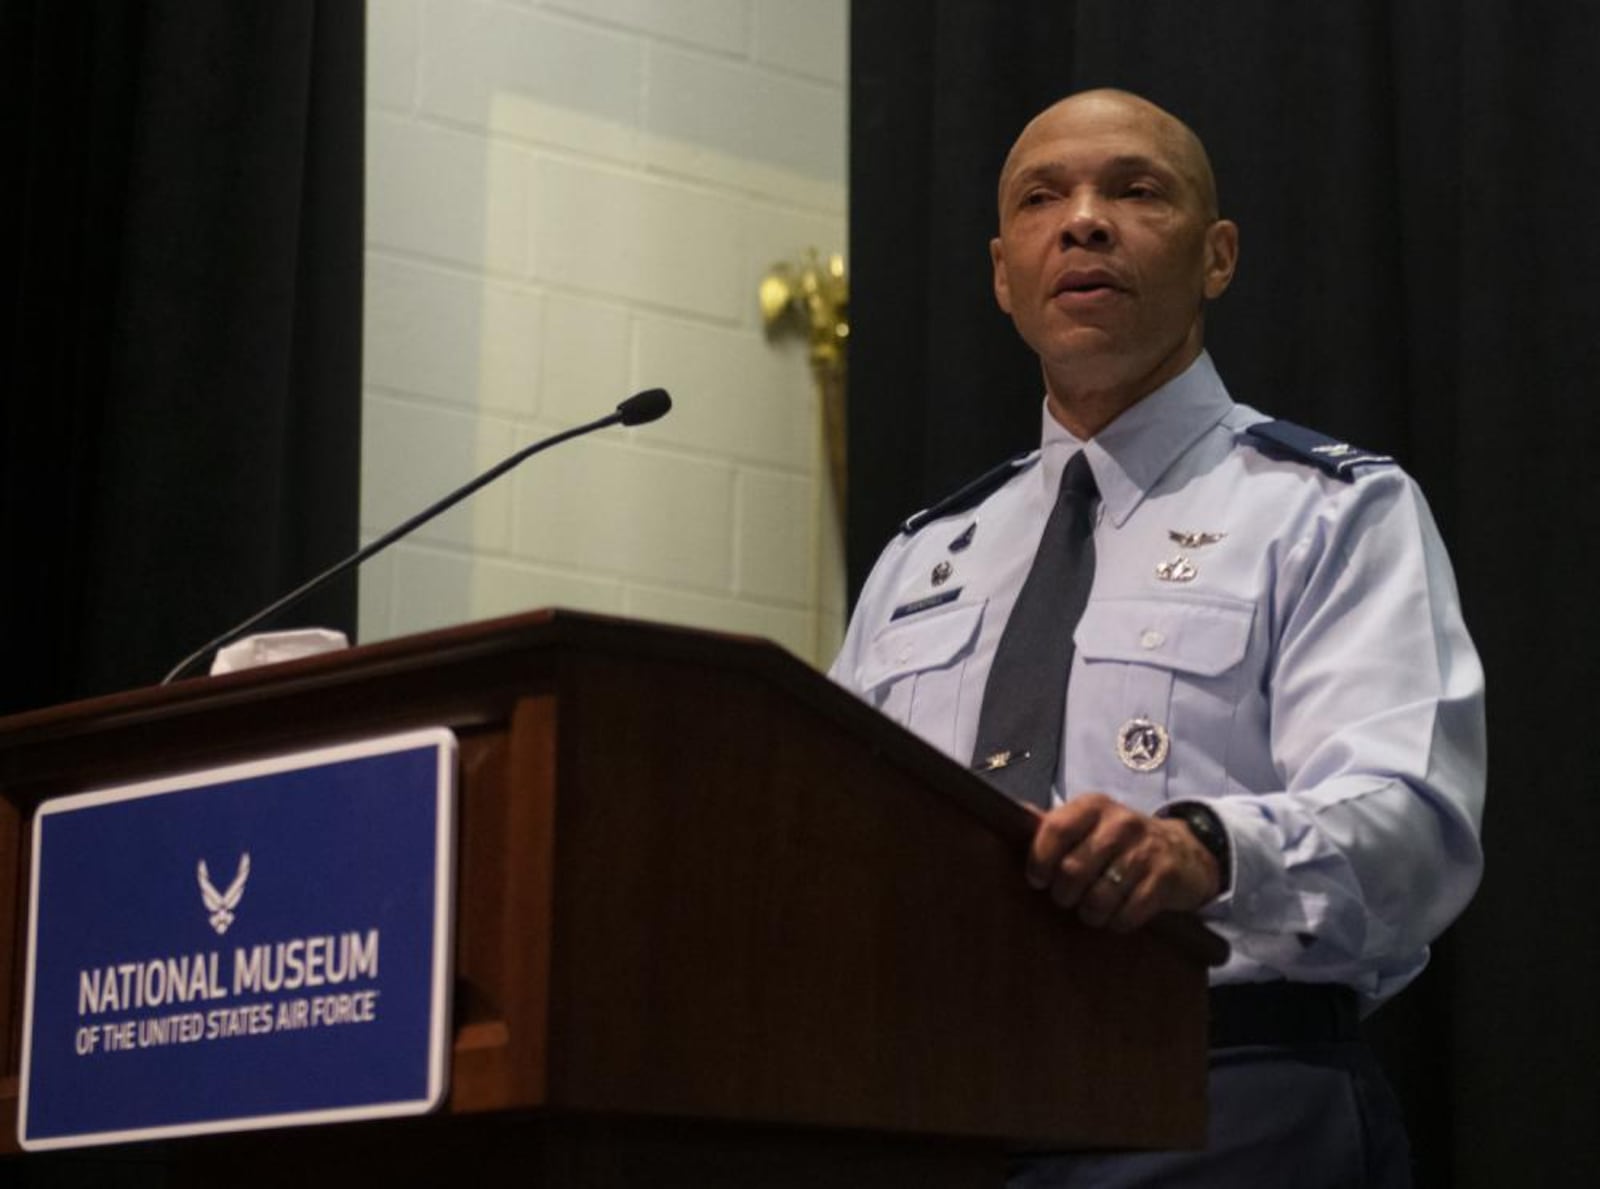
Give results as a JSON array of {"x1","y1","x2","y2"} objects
[{"x1": 990, "y1": 92, "x2": 1238, "y2": 412}]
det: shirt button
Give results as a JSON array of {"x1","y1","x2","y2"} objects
[{"x1": 1140, "y1": 629, "x2": 1165, "y2": 649}]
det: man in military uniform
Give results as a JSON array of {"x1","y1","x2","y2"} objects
[{"x1": 830, "y1": 90, "x2": 1485, "y2": 1186}]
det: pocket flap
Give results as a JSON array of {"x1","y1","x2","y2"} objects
[
  {"x1": 858, "y1": 600, "x2": 987, "y2": 690},
  {"x1": 1074, "y1": 597, "x2": 1253, "y2": 676}
]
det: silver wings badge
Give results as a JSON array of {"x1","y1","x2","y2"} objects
[
  {"x1": 197, "y1": 853, "x2": 251, "y2": 935},
  {"x1": 1168, "y1": 529, "x2": 1227, "y2": 548}
]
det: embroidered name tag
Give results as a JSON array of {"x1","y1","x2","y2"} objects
[{"x1": 891, "y1": 589, "x2": 962, "y2": 620}]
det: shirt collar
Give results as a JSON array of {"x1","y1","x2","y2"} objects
[{"x1": 1038, "y1": 351, "x2": 1234, "y2": 527}]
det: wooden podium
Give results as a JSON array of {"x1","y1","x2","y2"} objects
[{"x1": 0, "y1": 611, "x2": 1223, "y2": 1186}]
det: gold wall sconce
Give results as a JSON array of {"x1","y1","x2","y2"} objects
[{"x1": 760, "y1": 250, "x2": 849, "y2": 521}]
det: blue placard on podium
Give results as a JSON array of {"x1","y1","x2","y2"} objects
[{"x1": 18, "y1": 728, "x2": 457, "y2": 1150}]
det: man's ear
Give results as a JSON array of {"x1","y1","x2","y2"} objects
[
  {"x1": 991, "y1": 236, "x2": 1013, "y2": 314},
  {"x1": 1202, "y1": 220, "x2": 1239, "y2": 300}
]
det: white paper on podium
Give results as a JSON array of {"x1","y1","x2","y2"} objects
[{"x1": 209, "y1": 628, "x2": 349, "y2": 675}]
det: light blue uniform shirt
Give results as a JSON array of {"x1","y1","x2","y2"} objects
[{"x1": 830, "y1": 353, "x2": 1486, "y2": 1008}]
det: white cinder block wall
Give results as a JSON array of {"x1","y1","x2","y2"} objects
[{"x1": 361, "y1": 0, "x2": 849, "y2": 665}]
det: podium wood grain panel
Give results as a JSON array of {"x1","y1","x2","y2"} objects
[{"x1": 538, "y1": 651, "x2": 1202, "y2": 1146}]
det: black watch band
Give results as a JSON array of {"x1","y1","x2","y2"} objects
[{"x1": 1162, "y1": 801, "x2": 1232, "y2": 895}]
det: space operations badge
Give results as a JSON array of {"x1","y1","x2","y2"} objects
[{"x1": 18, "y1": 728, "x2": 458, "y2": 1150}]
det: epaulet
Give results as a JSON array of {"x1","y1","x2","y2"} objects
[
  {"x1": 899, "y1": 451, "x2": 1037, "y2": 536},
  {"x1": 1243, "y1": 420, "x2": 1395, "y2": 482}
]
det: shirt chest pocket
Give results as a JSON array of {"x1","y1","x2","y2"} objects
[
  {"x1": 856, "y1": 599, "x2": 987, "y2": 760},
  {"x1": 1069, "y1": 597, "x2": 1255, "y2": 800}
]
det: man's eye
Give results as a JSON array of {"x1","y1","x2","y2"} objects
[
  {"x1": 1021, "y1": 190, "x2": 1055, "y2": 207},
  {"x1": 1122, "y1": 183, "x2": 1160, "y2": 200}
]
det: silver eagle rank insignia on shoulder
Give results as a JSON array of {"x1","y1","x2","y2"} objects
[{"x1": 1243, "y1": 420, "x2": 1395, "y2": 481}]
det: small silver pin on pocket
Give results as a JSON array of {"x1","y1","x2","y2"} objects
[
  {"x1": 1156, "y1": 555, "x2": 1198, "y2": 583},
  {"x1": 1116, "y1": 718, "x2": 1170, "y2": 772}
]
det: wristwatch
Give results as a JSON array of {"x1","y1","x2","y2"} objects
[{"x1": 1160, "y1": 801, "x2": 1232, "y2": 896}]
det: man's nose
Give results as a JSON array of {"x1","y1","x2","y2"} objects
[{"x1": 1059, "y1": 191, "x2": 1114, "y2": 248}]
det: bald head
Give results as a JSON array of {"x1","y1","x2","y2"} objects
[
  {"x1": 987, "y1": 86, "x2": 1239, "y2": 435},
  {"x1": 998, "y1": 89, "x2": 1220, "y2": 222}
]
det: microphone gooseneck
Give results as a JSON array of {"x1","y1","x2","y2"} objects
[{"x1": 160, "y1": 388, "x2": 675, "y2": 685}]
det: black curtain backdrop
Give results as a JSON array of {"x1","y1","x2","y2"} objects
[
  {"x1": 1, "y1": 1, "x2": 364, "y2": 714},
  {"x1": 852, "y1": 2, "x2": 1598, "y2": 1186}
]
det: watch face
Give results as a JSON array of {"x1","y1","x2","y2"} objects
[{"x1": 1176, "y1": 805, "x2": 1230, "y2": 891}]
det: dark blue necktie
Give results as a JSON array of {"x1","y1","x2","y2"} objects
[{"x1": 970, "y1": 450, "x2": 1099, "y2": 808}]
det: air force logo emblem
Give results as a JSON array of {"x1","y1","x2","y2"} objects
[{"x1": 197, "y1": 853, "x2": 251, "y2": 935}]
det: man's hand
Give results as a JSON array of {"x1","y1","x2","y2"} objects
[{"x1": 1026, "y1": 793, "x2": 1221, "y2": 931}]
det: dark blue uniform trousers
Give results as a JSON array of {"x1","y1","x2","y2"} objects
[{"x1": 1008, "y1": 1039, "x2": 1412, "y2": 1188}]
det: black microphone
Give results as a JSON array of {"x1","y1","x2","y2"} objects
[
  {"x1": 161, "y1": 388, "x2": 673, "y2": 685},
  {"x1": 616, "y1": 387, "x2": 671, "y2": 426}
]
